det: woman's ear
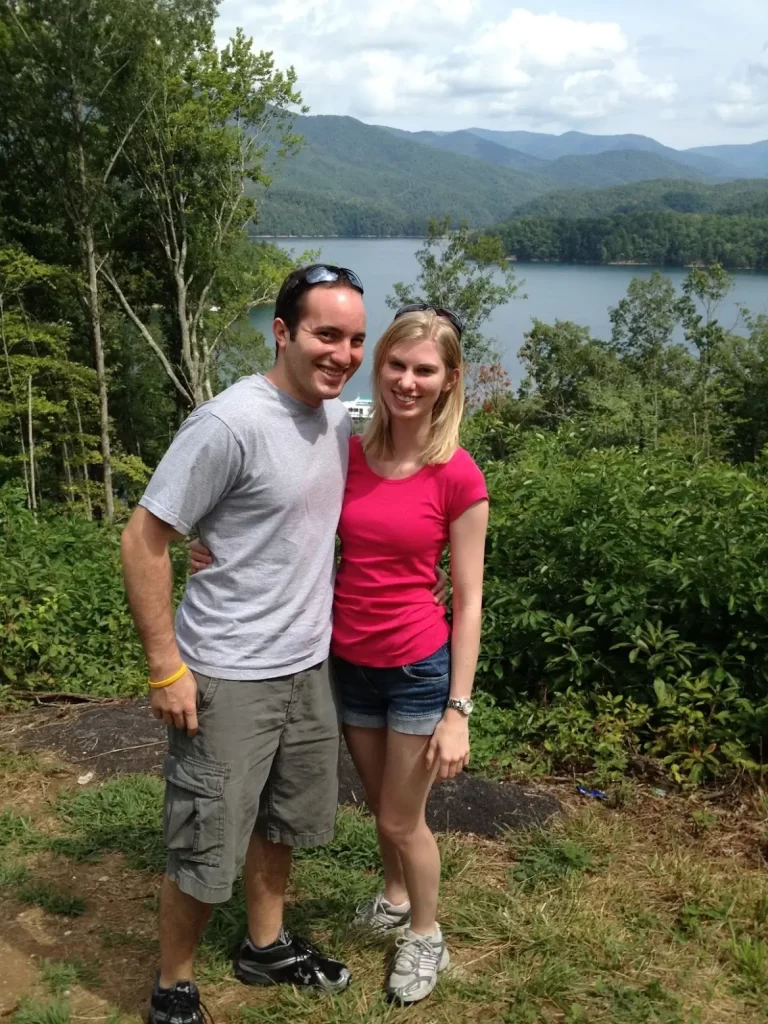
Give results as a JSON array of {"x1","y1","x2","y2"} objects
[{"x1": 442, "y1": 368, "x2": 460, "y2": 392}]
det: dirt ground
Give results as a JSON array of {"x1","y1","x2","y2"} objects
[
  {"x1": 2, "y1": 701, "x2": 767, "y2": 1024},
  {"x1": 0, "y1": 698, "x2": 559, "y2": 1021},
  {"x1": 0, "y1": 696, "x2": 561, "y2": 836}
]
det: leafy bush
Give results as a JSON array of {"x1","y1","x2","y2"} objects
[
  {"x1": 470, "y1": 427, "x2": 768, "y2": 781},
  {"x1": 0, "y1": 485, "x2": 184, "y2": 695},
  {"x1": 469, "y1": 690, "x2": 651, "y2": 781}
]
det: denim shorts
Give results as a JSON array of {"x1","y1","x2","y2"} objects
[{"x1": 332, "y1": 642, "x2": 451, "y2": 736}]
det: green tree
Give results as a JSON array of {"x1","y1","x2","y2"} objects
[
  {"x1": 609, "y1": 271, "x2": 690, "y2": 446},
  {"x1": 517, "y1": 319, "x2": 628, "y2": 435},
  {"x1": 715, "y1": 310, "x2": 768, "y2": 463},
  {"x1": 2, "y1": 0, "x2": 155, "y2": 517},
  {"x1": 496, "y1": 210, "x2": 768, "y2": 270},
  {"x1": 0, "y1": 0, "x2": 216, "y2": 517},
  {"x1": 0, "y1": 246, "x2": 99, "y2": 511},
  {"x1": 101, "y1": 28, "x2": 304, "y2": 406},
  {"x1": 387, "y1": 217, "x2": 520, "y2": 366},
  {"x1": 678, "y1": 264, "x2": 733, "y2": 455}
]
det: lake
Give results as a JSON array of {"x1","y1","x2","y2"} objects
[{"x1": 250, "y1": 238, "x2": 768, "y2": 399}]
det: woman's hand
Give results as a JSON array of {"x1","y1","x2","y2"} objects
[
  {"x1": 431, "y1": 566, "x2": 449, "y2": 606},
  {"x1": 426, "y1": 712, "x2": 470, "y2": 781},
  {"x1": 189, "y1": 538, "x2": 213, "y2": 574}
]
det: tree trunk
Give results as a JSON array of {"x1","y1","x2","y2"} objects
[
  {"x1": 74, "y1": 397, "x2": 93, "y2": 521},
  {"x1": 84, "y1": 220, "x2": 114, "y2": 521},
  {"x1": 27, "y1": 374, "x2": 36, "y2": 512},
  {"x1": 74, "y1": 119, "x2": 114, "y2": 522},
  {"x1": 175, "y1": 274, "x2": 205, "y2": 406},
  {"x1": 62, "y1": 440, "x2": 74, "y2": 503},
  {"x1": 1, "y1": 312, "x2": 31, "y2": 507}
]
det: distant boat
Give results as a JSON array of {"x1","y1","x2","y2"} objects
[{"x1": 343, "y1": 396, "x2": 373, "y2": 421}]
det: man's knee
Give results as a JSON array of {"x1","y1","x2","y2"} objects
[
  {"x1": 160, "y1": 874, "x2": 214, "y2": 924},
  {"x1": 246, "y1": 833, "x2": 293, "y2": 880}
]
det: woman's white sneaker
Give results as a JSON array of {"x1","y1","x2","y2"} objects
[
  {"x1": 352, "y1": 893, "x2": 411, "y2": 936},
  {"x1": 386, "y1": 927, "x2": 450, "y2": 1004}
]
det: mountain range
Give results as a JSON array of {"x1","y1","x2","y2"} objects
[{"x1": 256, "y1": 115, "x2": 768, "y2": 237}]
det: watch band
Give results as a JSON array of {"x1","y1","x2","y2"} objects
[{"x1": 447, "y1": 697, "x2": 473, "y2": 715}]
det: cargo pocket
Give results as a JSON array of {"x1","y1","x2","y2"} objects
[{"x1": 163, "y1": 754, "x2": 228, "y2": 867}]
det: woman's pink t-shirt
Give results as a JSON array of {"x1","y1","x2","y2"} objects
[{"x1": 331, "y1": 435, "x2": 488, "y2": 668}]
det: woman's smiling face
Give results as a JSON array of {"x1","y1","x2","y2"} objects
[{"x1": 378, "y1": 336, "x2": 456, "y2": 423}]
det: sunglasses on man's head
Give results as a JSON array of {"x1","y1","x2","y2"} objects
[
  {"x1": 294, "y1": 264, "x2": 364, "y2": 295},
  {"x1": 394, "y1": 303, "x2": 464, "y2": 338}
]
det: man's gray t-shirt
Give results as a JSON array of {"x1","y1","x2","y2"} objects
[{"x1": 139, "y1": 374, "x2": 351, "y2": 680}]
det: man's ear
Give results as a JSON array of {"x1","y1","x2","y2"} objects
[{"x1": 274, "y1": 317, "x2": 290, "y2": 356}]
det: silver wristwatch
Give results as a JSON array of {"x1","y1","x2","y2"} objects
[{"x1": 446, "y1": 697, "x2": 474, "y2": 716}]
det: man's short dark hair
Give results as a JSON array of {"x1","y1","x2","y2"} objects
[{"x1": 274, "y1": 264, "x2": 363, "y2": 340}]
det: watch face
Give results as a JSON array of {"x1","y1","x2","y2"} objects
[{"x1": 464, "y1": 699, "x2": 474, "y2": 715}]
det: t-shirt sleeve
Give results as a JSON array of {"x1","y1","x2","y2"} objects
[
  {"x1": 138, "y1": 410, "x2": 244, "y2": 535},
  {"x1": 444, "y1": 449, "x2": 489, "y2": 523}
]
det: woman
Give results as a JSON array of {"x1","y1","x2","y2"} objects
[{"x1": 191, "y1": 305, "x2": 488, "y2": 1004}]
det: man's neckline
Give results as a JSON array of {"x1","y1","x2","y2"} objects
[{"x1": 259, "y1": 373, "x2": 326, "y2": 414}]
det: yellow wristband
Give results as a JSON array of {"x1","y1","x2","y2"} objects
[{"x1": 148, "y1": 663, "x2": 188, "y2": 689}]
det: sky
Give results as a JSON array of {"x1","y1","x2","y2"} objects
[{"x1": 216, "y1": 0, "x2": 768, "y2": 150}]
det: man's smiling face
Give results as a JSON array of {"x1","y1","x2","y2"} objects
[{"x1": 274, "y1": 285, "x2": 366, "y2": 406}]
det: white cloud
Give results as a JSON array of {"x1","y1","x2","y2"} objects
[
  {"x1": 218, "y1": 2, "x2": 679, "y2": 131},
  {"x1": 715, "y1": 46, "x2": 768, "y2": 126}
]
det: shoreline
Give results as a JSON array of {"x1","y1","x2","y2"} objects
[{"x1": 251, "y1": 236, "x2": 768, "y2": 272}]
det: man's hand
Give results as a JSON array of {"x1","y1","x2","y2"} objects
[
  {"x1": 189, "y1": 538, "x2": 213, "y2": 574},
  {"x1": 425, "y1": 712, "x2": 470, "y2": 781},
  {"x1": 151, "y1": 668, "x2": 199, "y2": 735},
  {"x1": 431, "y1": 566, "x2": 449, "y2": 606}
]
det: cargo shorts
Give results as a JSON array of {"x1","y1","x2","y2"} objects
[{"x1": 163, "y1": 660, "x2": 340, "y2": 905}]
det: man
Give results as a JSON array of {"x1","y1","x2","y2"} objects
[{"x1": 121, "y1": 265, "x2": 367, "y2": 1024}]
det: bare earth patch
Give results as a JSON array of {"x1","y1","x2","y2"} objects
[
  {"x1": 1, "y1": 704, "x2": 767, "y2": 1024},
  {"x1": 0, "y1": 697, "x2": 561, "y2": 836}
]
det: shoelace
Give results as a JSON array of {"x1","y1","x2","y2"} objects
[
  {"x1": 288, "y1": 933, "x2": 324, "y2": 960},
  {"x1": 355, "y1": 894, "x2": 385, "y2": 920},
  {"x1": 394, "y1": 935, "x2": 440, "y2": 978},
  {"x1": 356, "y1": 894, "x2": 408, "y2": 923},
  {"x1": 162, "y1": 988, "x2": 215, "y2": 1024}
]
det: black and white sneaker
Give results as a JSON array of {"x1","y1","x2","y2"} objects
[
  {"x1": 147, "y1": 976, "x2": 214, "y2": 1024},
  {"x1": 234, "y1": 928, "x2": 351, "y2": 993}
]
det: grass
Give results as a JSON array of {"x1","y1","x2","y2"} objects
[
  {"x1": 0, "y1": 748, "x2": 41, "y2": 777},
  {"x1": 509, "y1": 831, "x2": 603, "y2": 889},
  {"x1": 0, "y1": 808, "x2": 35, "y2": 847},
  {"x1": 0, "y1": 751, "x2": 767, "y2": 1022},
  {"x1": 52, "y1": 774, "x2": 166, "y2": 872},
  {"x1": 13, "y1": 1001, "x2": 122, "y2": 1024},
  {"x1": 0, "y1": 864, "x2": 85, "y2": 915},
  {"x1": 40, "y1": 959, "x2": 101, "y2": 996},
  {"x1": 13, "y1": 1000, "x2": 72, "y2": 1024},
  {"x1": 17, "y1": 880, "x2": 86, "y2": 916}
]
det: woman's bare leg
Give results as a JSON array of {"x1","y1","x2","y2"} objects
[{"x1": 343, "y1": 724, "x2": 408, "y2": 905}]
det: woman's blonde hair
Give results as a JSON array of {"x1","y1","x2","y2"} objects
[{"x1": 363, "y1": 309, "x2": 465, "y2": 465}]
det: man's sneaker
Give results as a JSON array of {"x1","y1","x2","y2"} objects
[
  {"x1": 352, "y1": 894, "x2": 411, "y2": 936},
  {"x1": 148, "y1": 976, "x2": 213, "y2": 1024},
  {"x1": 386, "y1": 927, "x2": 450, "y2": 1004},
  {"x1": 234, "y1": 928, "x2": 351, "y2": 993}
]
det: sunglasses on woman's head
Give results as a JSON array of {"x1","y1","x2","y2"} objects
[{"x1": 394, "y1": 303, "x2": 464, "y2": 338}]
